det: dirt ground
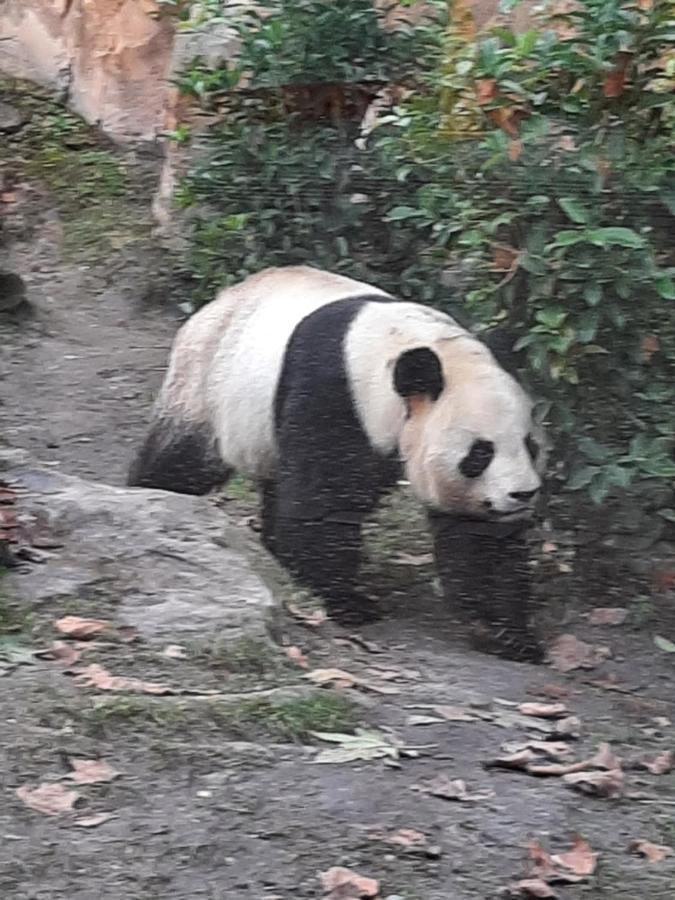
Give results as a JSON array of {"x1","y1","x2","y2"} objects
[{"x1": 2, "y1": 88, "x2": 675, "y2": 900}]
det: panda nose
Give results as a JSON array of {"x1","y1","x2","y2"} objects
[{"x1": 509, "y1": 488, "x2": 538, "y2": 503}]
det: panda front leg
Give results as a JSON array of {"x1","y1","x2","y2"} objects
[
  {"x1": 273, "y1": 512, "x2": 380, "y2": 626},
  {"x1": 428, "y1": 513, "x2": 543, "y2": 663}
]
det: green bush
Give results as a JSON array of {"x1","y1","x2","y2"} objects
[{"x1": 175, "y1": 0, "x2": 674, "y2": 509}]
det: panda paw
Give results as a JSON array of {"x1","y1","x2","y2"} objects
[
  {"x1": 326, "y1": 593, "x2": 381, "y2": 628},
  {"x1": 469, "y1": 621, "x2": 544, "y2": 664}
]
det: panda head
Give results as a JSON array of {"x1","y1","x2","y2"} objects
[{"x1": 393, "y1": 343, "x2": 545, "y2": 521}]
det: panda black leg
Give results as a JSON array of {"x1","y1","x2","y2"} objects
[
  {"x1": 259, "y1": 480, "x2": 278, "y2": 555},
  {"x1": 428, "y1": 513, "x2": 543, "y2": 663},
  {"x1": 274, "y1": 516, "x2": 380, "y2": 626}
]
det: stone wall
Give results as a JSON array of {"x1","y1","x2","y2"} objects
[{"x1": 0, "y1": 0, "x2": 174, "y2": 141}]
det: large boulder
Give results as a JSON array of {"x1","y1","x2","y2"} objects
[{"x1": 1, "y1": 452, "x2": 281, "y2": 644}]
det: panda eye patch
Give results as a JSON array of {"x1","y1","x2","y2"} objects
[
  {"x1": 459, "y1": 439, "x2": 495, "y2": 479},
  {"x1": 525, "y1": 434, "x2": 539, "y2": 461}
]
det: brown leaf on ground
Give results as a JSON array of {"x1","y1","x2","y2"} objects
[
  {"x1": 527, "y1": 840, "x2": 561, "y2": 882},
  {"x1": 67, "y1": 758, "x2": 120, "y2": 785},
  {"x1": 553, "y1": 716, "x2": 581, "y2": 738},
  {"x1": 304, "y1": 667, "x2": 399, "y2": 695},
  {"x1": 501, "y1": 740, "x2": 574, "y2": 761},
  {"x1": 285, "y1": 645, "x2": 309, "y2": 668},
  {"x1": 518, "y1": 702, "x2": 568, "y2": 719},
  {"x1": 508, "y1": 879, "x2": 558, "y2": 898},
  {"x1": 586, "y1": 673, "x2": 633, "y2": 693},
  {"x1": 432, "y1": 704, "x2": 479, "y2": 722},
  {"x1": 73, "y1": 812, "x2": 117, "y2": 828},
  {"x1": 551, "y1": 835, "x2": 598, "y2": 877},
  {"x1": 16, "y1": 783, "x2": 79, "y2": 816},
  {"x1": 73, "y1": 663, "x2": 174, "y2": 695},
  {"x1": 369, "y1": 826, "x2": 427, "y2": 850},
  {"x1": 36, "y1": 640, "x2": 83, "y2": 668},
  {"x1": 476, "y1": 77, "x2": 498, "y2": 105},
  {"x1": 412, "y1": 775, "x2": 494, "y2": 802},
  {"x1": 485, "y1": 749, "x2": 538, "y2": 772},
  {"x1": 629, "y1": 840, "x2": 673, "y2": 863},
  {"x1": 162, "y1": 644, "x2": 188, "y2": 659},
  {"x1": 320, "y1": 865, "x2": 379, "y2": 898},
  {"x1": 563, "y1": 767, "x2": 624, "y2": 798},
  {"x1": 286, "y1": 604, "x2": 326, "y2": 627},
  {"x1": 588, "y1": 742, "x2": 621, "y2": 771},
  {"x1": 55, "y1": 616, "x2": 110, "y2": 640},
  {"x1": 640, "y1": 750, "x2": 673, "y2": 775},
  {"x1": 589, "y1": 607, "x2": 628, "y2": 626},
  {"x1": 547, "y1": 634, "x2": 611, "y2": 672},
  {"x1": 532, "y1": 683, "x2": 572, "y2": 700}
]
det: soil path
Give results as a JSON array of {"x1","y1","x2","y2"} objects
[{"x1": 1, "y1": 122, "x2": 675, "y2": 900}]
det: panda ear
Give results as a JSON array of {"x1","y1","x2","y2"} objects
[{"x1": 393, "y1": 347, "x2": 444, "y2": 402}]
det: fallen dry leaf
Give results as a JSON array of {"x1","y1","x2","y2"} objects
[
  {"x1": 320, "y1": 865, "x2": 379, "y2": 898},
  {"x1": 588, "y1": 607, "x2": 628, "y2": 626},
  {"x1": 36, "y1": 640, "x2": 83, "y2": 668},
  {"x1": 285, "y1": 645, "x2": 309, "y2": 668},
  {"x1": 563, "y1": 767, "x2": 624, "y2": 798},
  {"x1": 73, "y1": 663, "x2": 174, "y2": 695},
  {"x1": 432, "y1": 704, "x2": 480, "y2": 722},
  {"x1": 304, "y1": 667, "x2": 399, "y2": 695},
  {"x1": 485, "y1": 749, "x2": 538, "y2": 772},
  {"x1": 518, "y1": 702, "x2": 569, "y2": 719},
  {"x1": 407, "y1": 714, "x2": 444, "y2": 726},
  {"x1": 640, "y1": 750, "x2": 673, "y2": 775},
  {"x1": 547, "y1": 634, "x2": 611, "y2": 672},
  {"x1": 509, "y1": 878, "x2": 558, "y2": 898},
  {"x1": 586, "y1": 673, "x2": 633, "y2": 693},
  {"x1": 369, "y1": 826, "x2": 427, "y2": 850},
  {"x1": 412, "y1": 775, "x2": 494, "y2": 802},
  {"x1": 589, "y1": 742, "x2": 621, "y2": 771},
  {"x1": 629, "y1": 839, "x2": 672, "y2": 863},
  {"x1": 16, "y1": 783, "x2": 79, "y2": 816},
  {"x1": 551, "y1": 835, "x2": 598, "y2": 877},
  {"x1": 501, "y1": 740, "x2": 574, "y2": 761},
  {"x1": 73, "y1": 812, "x2": 117, "y2": 828},
  {"x1": 553, "y1": 716, "x2": 581, "y2": 738},
  {"x1": 286, "y1": 603, "x2": 326, "y2": 627},
  {"x1": 162, "y1": 644, "x2": 188, "y2": 659},
  {"x1": 68, "y1": 758, "x2": 120, "y2": 785},
  {"x1": 55, "y1": 616, "x2": 110, "y2": 640},
  {"x1": 533, "y1": 683, "x2": 572, "y2": 700}
]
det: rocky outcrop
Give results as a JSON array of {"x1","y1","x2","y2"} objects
[
  {"x1": 0, "y1": 0, "x2": 174, "y2": 141},
  {"x1": 1, "y1": 451, "x2": 281, "y2": 644}
]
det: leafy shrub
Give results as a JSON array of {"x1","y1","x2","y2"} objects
[{"x1": 175, "y1": 0, "x2": 674, "y2": 508}]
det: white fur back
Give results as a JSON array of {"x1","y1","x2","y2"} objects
[{"x1": 203, "y1": 266, "x2": 389, "y2": 477}]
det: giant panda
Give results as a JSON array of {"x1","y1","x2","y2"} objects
[{"x1": 129, "y1": 266, "x2": 546, "y2": 661}]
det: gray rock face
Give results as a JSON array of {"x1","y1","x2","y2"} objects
[{"x1": 3, "y1": 454, "x2": 280, "y2": 644}]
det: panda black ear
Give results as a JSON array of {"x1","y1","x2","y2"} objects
[{"x1": 393, "y1": 347, "x2": 444, "y2": 402}]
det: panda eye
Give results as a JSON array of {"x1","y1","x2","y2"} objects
[
  {"x1": 459, "y1": 439, "x2": 495, "y2": 479},
  {"x1": 525, "y1": 434, "x2": 539, "y2": 461}
]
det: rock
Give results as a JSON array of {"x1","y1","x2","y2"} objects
[
  {"x1": 0, "y1": 0, "x2": 174, "y2": 142},
  {"x1": 2, "y1": 452, "x2": 281, "y2": 644},
  {"x1": 0, "y1": 271, "x2": 27, "y2": 311},
  {"x1": 0, "y1": 101, "x2": 28, "y2": 134}
]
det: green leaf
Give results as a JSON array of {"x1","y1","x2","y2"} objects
[
  {"x1": 655, "y1": 275, "x2": 675, "y2": 299},
  {"x1": 577, "y1": 436, "x2": 610, "y2": 463},
  {"x1": 656, "y1": 509, "x2": 675, "y2": 524},
  {"x1": 535, "y1": 307, "x2": 567, "y2": 328},
  {"x1": 565, "y1": 465, "x2": 596, "y2": 491},
  {"x1": 559, "y1": 197, "x2": 590, "y2": 225},
  {"x1": 583, "y1": 283, "x2": 602, "y2": 307},
  {"x1": 587, "y1": 227, "x2": 644, "y2": 249},
  {"x1": 552, "y1": 230, "x2": 587, "y2": 247},
  {"x1": 654, "y1": 635, "x2": 675, "y2": 654},
  {"x1": 385, "y1": 206, "x2": 422, "y2": 222}
]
